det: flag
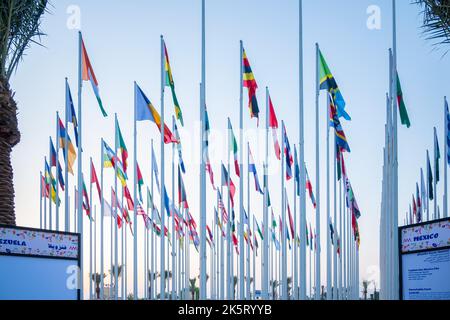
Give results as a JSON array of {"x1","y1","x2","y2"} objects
[
  {"x1": 306, "y1": 225, "x2": 309, "y2": 247},
  {"x1": 82, "y1": 179, "x2": 91, "y2": 220},
  {"x1": 90, "y1": 159, "x2": 101, "y2": 201},
  {"x1": 269, "y1": 95, "x2": 281, "y2": 159},
  {"x1": 217, "y1": 190, "x2": 228, "y2": 224},
  {"x1": 421, "y1": 168, "x2": 427, "y2": 212},
  {"x1": 294, "y1": 145, "x2": 300, "y2": 196},
  {"x1": 50, "y1": 138, "x2": 57, "y2": 167},
  {"x1": 103, "y1": 141, "x2": 128, "y2": 187},
  {"x1": 427, "y1": 151, "x2": 434, "y2": 200},
  {"x1": 412, "y1": 194, "x2": 417, "y2": 219},
  {"x1": 248, "y1": 146, "x2": 263, "y2": 194},
  {"x1": 310, "y1": 224, "x2": 313, "y2": 251},
  {"x1": 163, "y1": 186, "x2": 171, "y2": 217},
  {"x1": 65, "y1": 81, "x2": 79, "y2": 147},
  {"x1": 164, "y1": 42, "x2": 184, "y2": 126},
  {"x1": 116, "y1": 120, "x2": 128, "y2": 173},
  {"x1": 124, "y1": 185, "x2": 134, "y2": 210},
  {"x1": 254, "y1": 216, "x2": 263, "y2": 240},
  {"x1": 242, "y1": 47, "x2": 259, "y2": 124},
  {"x1": 446, "y1": 100, "x2": 450, "y2": 165},
  {"x1": 318, "y1": 48, "x2": 350, "y2": 120},
  {"x1": 305, "y1": 165, "x2": 316, "y2": 208},
  {"x1": 206, "y1": 225, "x2": 214, "y2": 246},
  {"x1": 178, "y1": 165, "x2": 188, "y2": 209},
  {"x1": 336, "y1": 143, "x2": 343, "y2": 181},
  {"x1": 435, "y1": 129, "x2": 441, "y2": 183},
  {"x1": 221, "y1": 164, "x2": 236, "y2": 207},
  {"x1": 329, "y1": 96, "x2": 351, "y2": 152},
  {"x1": 228, "y1": 118, "x2": 240, "y2": 177},
  {"x1": 283, "y1": 123, "x2": 293, "y2": 180},
  {"x1": 58, "y1": 117, "x2": 76, "y2": 174},
  {"x1": 137, "y1": 162, "x2": 144, "y2": 202},
  {"x1": 287, "y1": 198, "x2": 295, "y2": 239},
  {"x1": 243, "y1": 208, "x2": 249, "y2": 225},
  {"x1": 395, "y1": 72, "x2": 411, "y2": 128},
  {"x1": 81, "y1": 37, "x2": 108, "y2": 117},
  {"x1": 135, "y1": 83, "x2": 178, "y2": 144},
  {"x1": 329, "y1": 223, "x2": 334, "y2": 245},
  {"x1": 416, "y1": 182, "x2": 422, "y2": 223},
  {"x1": 173, "y1": 121, "x2": 185, "y2": 173},
  {"x1": 56, "y1": 162, "x2": 65, "y2": 191},
  {"x1": 204, "y1": 106, "x2": 215, "y2": 189},
  {"x1": 151, "y1": 145, "x2": 161, "y2": 193}
]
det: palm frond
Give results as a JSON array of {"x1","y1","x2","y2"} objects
[
  {"x1": 414, "y1": 0, "x2": 450, "y2": 53},
  {"x1": 0, "y1": 0, "x2": 49, "y2": 81}
]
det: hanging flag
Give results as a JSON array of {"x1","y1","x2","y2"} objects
[
  {"x1": 81, "y1": 37, "x2": 108, "y2": 117},
  {"x1": 116, "y1": 120, "x2": 128, "y2": 173},
  {"x1": 103, "y1": 141, "x2": 128, "y2": 187},
  {"x1": 228, "y1": 118, "x2": 240, "y2": 177},
  {"x1": 90, "y1": 159, "x2": 101, "y2": 201},
  {"x1": 412, "y1": 194, "x2": 417, "y2": 220},
  {"x1": 310, "y1": 224, "x2": 314, "y2": 251},
  {"x1": 173, "y1": 121, "x2": 185, "y2": 173},
  {"x1": 221, "y1": 164, "x2": 236, "y2": 207},
  {"x1": 248, "y1": 146, "x2": 263, "y2": 194},
  {"x1": 434, "y1": 128, "x2": 441, "y2": 183},
  {"x1": 427, "y1": 151, "x2": 434, "y2": 200},
  {"x1": 151, "y1": 145, "x2": 161, "y2": 193},
  {"x1": 217, "y1": 190, "x2": 228, "y2": 224},
  {"x1": 56, "y1": 161, "x2": 64, "y2": 191},
  {"x1": 124, "y1": 185, "x2": 134, "y2": 210},
  {"x1": 82, "y1": 179, "x2": 92, "y2": 220},
  {"x1": 287, "y1": 198, "x2": 295, "y2": 239},
  {"x1": 306, "y1": 224, "x2": 309, "y2": 247},
  {"x1": 318, "y1": 48, "x2": 350, "y2": 120},
  {"x1": 178, "y1": 165, "x2": 188, "y2": 209},
  {"x1": 137, "y1": 162, "x2": 144, "y2": 202},
  {"x1": 416, "y1": 182, "x2": 422, "y2": 223},
  {"x1": 242, "y1": 47, "x2": 259, "y2": 124},
  {"x1": 294, "y1": 145, "x2": 300, "y2": 196},
  {"x1": 344, "y1": 176, "x2": 361, "y2": 219},
  {"x1": 395, "y1": 72, "x2": 411, "y2": 128},
  {"x1": 163, "y1": 186, "x2": 171, "y2": 217},
  {"x1": 268, "y1": 95, "x2": 281, "y2": 159},
  {"x1": 305, "y1": 165, "x2": 316, "y2": 208},
  {"x1": 135, "y1": 83, "x2": 178, "y2": 144},
  {"x1": 65, "y1": 81, "x2": 79, "y2": 147},
  {"x1": 164, "y1": 42, "x2": 184, "y2": 126},
  {"x1": 204, "y1": 106, "x2": 215, "y2": 189},
  {"x1": 243, "y1": 208, "x2": 249, "y2": 225},
  {"x1": 329, "y1": 223, "x2": 334, "y2": 245},
  {"x1": 254, "y1": 216, "x2": 263, "y2": 240},
  {"x1": 58, "y1": 117, "x2": 76, "y2": 174},
  {"x1": 329, "y1": 95, "x2": 351, "y2": 152},
  {"x1": 336, "y1": 141, "x2": 343, "y2": 181},
  {"x1": 206, "y1": 225, "x2": 214, "y2": 246},
  {"x1": 50, "y1": 138, "x2": 57, "y2": 167},
  {"x1": 283, "y1": 123, "x2": 293, "y2": 180}
]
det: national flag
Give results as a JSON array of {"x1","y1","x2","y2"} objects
[
  {"x1": 294, "y1": 145, "x2": 300, "y2": 196},
  {"x1": 254, "y1": 216, "x2": 263, "y2": 240},
  {"x1": 40, "y1": 174, "x2": 49, "y2": 198},
  {"x1": 164, "y1": 42, "x2": 184, "y2": 126},
  {"x1": 344, "y1": 176, "x2": 361, "y2": 219},
  {"x1": 305, "y1": 166, "x2": 316, "y2": 208},
  {"x1": 412, "y1": 194, "x2": 417, "y2": 220},
  {"x1": 306, "y1": 225, "x2": 309, "y2": 247},
  {"x1": 206, "y1": 225, "x2": 214, "y2": 246},
  {"x1": 248, "y1": 146, "x2": 263, "y2": 194},
  {"x1": 178, "y1": 165, "x2": 188, "y2": 209},
  {"x1": 173, "y1": 121, "x2": 185, "y2": 173},
  {"x1": 287, "y1": 198, "x2": 295, "y2": 239},
  {"x1": 329, "y1": 96, "x2": 350, "y2": 152},
  {"x1": 310, "y1": 224, "x2": 313, "y2": 251},
  {"x1": 81, "y1": 36, "x2": 108, "y2": 117},
  {"x1": 221, "y1": 164, "x2": 236, "y2": 207},
  {"x1": 116, "y1": 120, "x2": 128, "y2": 173},
  {"x1": 395, "y1": 72, "x2": 411, "y2": 128},
  {"x1": 217, "y1": 190, "x2": 228, "y2": 224},
  {"x1": 268, "y1": 95, "x2": 281, "y2": 159},
  {"x1": 65, "y1": 81, "x2": 79, "y2": 147},
  {"x1": 135, "y1": 83, "x2": 178, "y2": 144},
  {"x1": 90, "y1": 159, "x2": 101, "y2": 201},
  {"x1": 151, "y1": 145, "x2": 161, "y2": 193},
  {"x1": 103, "y1": 141, "x2": 128, "y2": 187},
  {"x1": 228, "y1": 118, "x2": 240, "y2": 177},
  {"x1": 58, "y1": 117, "x2": 76, "y2": 174},
  {"x1": 329, "y1": 223, "x2": 334, "y2": 245},
  {"x1": 163, "y1": 186, "x2": 171, "y2": 217},
  {"x1": 336, "y1": 142, "x2": 343, "y2": 181},
  {"x1": 416, "y1": 182, "x2": 422, "y2": 223},
  {"x1": 283, "y1": 123, "x2": 293, "y2": 180},
  {"x1": 124, "y1": 185, "x2": 134, "y2": 210},
  {"x1": 242, "y1": 47, "x2": 259, "y2": 124},
  {"x1": 50, "y1": 138, "x2": 57, "y2": 167},
  {"x1": 82, "y1": 179, "x2": 92, "y2": 220},
  {"x1": 318, "y1": 48, "x2": 350, "y2": 120},
  {"x1": 243, "y1": 208, "x2": 249, "y2": 225},
  {"x1": 137, "y1": 162, "x2": 144, "y2": 202},
  {"x1": 427, "y1": 151, "x2": 434, "y2": 200},
  {"x1": 204, "y1": 106, "x2": 215, "y2": 189},
  {"x1": 434, "y1": 128, "x2": 441, "y2": 183}
]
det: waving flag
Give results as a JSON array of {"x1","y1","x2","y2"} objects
[
  {"x1": 254, "y1": 216, "x2": 263, "y2": 240},
  {"x1": 228, "y1": 118, "x2": 240, "y2": 177},
  {"x1": 268, "y1": 95, "x2": 281, "y2": 159},
  {"x1": 137, "y1": 162, "x2": 144, "y2": 202},
  {"x1": 204, "y1": 106, "x2": 215, "y2": 189},
  {"x1": 164, "y1": 42, "x2": 184, "y2": 126},
  {"x1": 305, "y1": 165, "x2": 316, "y2": 208},
  {"x1": 434, "y1": 128, "x2": 441, "y2": 183},
  {"x1": 306, "y1": 225, "x2": 309, "y2": 247},
  {"x1": 329, "y1": 95, "x2": 350, "y2": 153},
  {"x1": 287, "y1": 197, "x2": 295, "y2": 239},
  {"x1": 103, "y1": 141, "x2": 127, "y2": 187},
  {"x1": 151, "y1": 145, "x2": 160, "y2": 193},
  {"x1": 395, "y1": 72, "x2": 411, "y2": 128},
  {"x1": 50, "y1": 138, "x2": 57, "y2": 167},
  {"x1": 58, "y1": 117, "x2": 76, "y2": 175},
  {"x1": 318, "y1": 48, "x2": 350, "y2": 120},
  {"x1": 206, "y1": 225, "x2": 214, "y2": 247},
  {"x1": 248, "y1": 146, "x2": 263, "y2": 194},
  {"x1": 242, "y1": 47, "x2": 259, "y2": 124},
  {"x1": 427, "y1": 151, "x2": 434, "y2": 200},
  {"x1": 178, "y1": 165, "x2": 188, "y2": 209},
  {"x1": 116, "y1": 120, "x2": 128, "y2": 173},
  {"x1": 124, "y1": 185, "x2": 134, "y2": 211},
  {"x1": 221, "y1": 164, "x2": 236, "y2": 207},
  {"x1": 90, "y1": 159, "x2": 101, "y2": 201},
  {"x1": 283, "y1": 123, "x2": 293, "y2": 180},
  {"x1": 81, "y1": 37, "x2": 107, "y2": 117},
  {"x1": 416, "y1": 182, "x2": 422, "y2": 223},
  {"x1": 65, "y1": 81, "x2": 79, "y2": 147},
  {"x1": 329, "y1": 223, "x2": 334, "y2": 245},
  {"x1": 135, "y1": 83, "x2": 178, "y2": 144},
  {"x1": 173, "y1": 121, "x2": 185, "y2": 173},
  {"x1": 217, "y1": 190, "x2": 228, "y2": 224},
  {"x1": 412, "y1": 194, "x2": 417, "y2": 220},
  {"x1": 294, "y1": 145, "x2": 300, "y2": 195},
  {"x1": 82, "y1": 179, "x2": 91, "y2": 220}
]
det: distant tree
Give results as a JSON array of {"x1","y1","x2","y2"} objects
[
  {"x1": 415, "y1": 1, "x2": 450, "y2": 53},
  {"x1": 91, "y1": 273, "x2": 106, "y2": 300}
]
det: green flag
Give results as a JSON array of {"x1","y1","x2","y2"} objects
[{"x1": 396, "y1": 72, "x2": 411, "y2": 128}]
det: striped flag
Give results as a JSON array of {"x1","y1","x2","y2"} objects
[
  {"x1": 218, "y1": 190, "x2": 228, "y2": 224},
  {"x1": 164, "y1": 42, "x2": 184, "y2": 126},
  {"x1": 90, "y1": 159, "x2": 101, "y2": 201},
  {"x1": 248, "y1": 146, "x2": 263, "y2": 194},
  {"x1": 283, "y1": 123, "x2": 293, "y2": 180},
  {"x1": 221, "y1": 164, "x2": 236, "y2": 207},
  {"x1": 173, "y1": 121, "x2": 185, "y2": 174},
  {"x1": 268, "y1": 95, "x2": 281, "y2": 160},
  {"x1": 65, "y1": 81, "x2": 79, "y2": 147},
  {"x1": 305, "y1": 165, "x2": 316, "y2": 208},
  {"x1": 228, "y1": 118, "x2": 240, "y2": 177},
  {"x1": 58, "y1": 117, "x2": 76, "y2": 175},
  {"x1": 242, "y1": 47, "x2": 259, "y2": 124}
]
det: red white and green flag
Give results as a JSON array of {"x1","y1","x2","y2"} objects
[{"x1": 228, "y1": 118, "x2": 240, "y2": 177}]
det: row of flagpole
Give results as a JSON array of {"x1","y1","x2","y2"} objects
[{"x1": 37, "y1": 0, "x2": 363, "y2": 300}]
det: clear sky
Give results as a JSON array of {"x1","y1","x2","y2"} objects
[{"x1": 10, "y1": 0, "x2": 450, "y2": 298}]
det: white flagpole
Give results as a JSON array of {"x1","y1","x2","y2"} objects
[
  {"x1": 150, "y1": 139, "x2": 155, "y2": 300},
  {"x1": 445, "y1": 96, "x2": 448, "y2": 218},
  {"x1": 199, "y1": 0, "x2": 207, "y2": 301},
  {"x1": 333, "y1": 141, "x2": 338, "y2": 299},
  {"x1": 339, "y1": 169, "x2": 343, "y2": 299},
  {"x1": 281, "y1": 121, "x2": 287, "y2": 300},
  {"x1": 40, "y1": 171, "x2": 43, "y2": 229},
  {"x1": 48, "y1": 141, "x2": 53, "y2": 231},
  {"x1": 89, "y1": 157, "x2": 93, "y2": 299},
  {"x1": 263, "y1": 88, "x2": 270, "y2": 300},
  {"x1": 238, "y1": 39, "x2": 245, "y2": 301},
  {"x1": 100, "y1": 139, "x2": 105, "y2": 299},
  {"x1": 314, "y1": 43, "x2": 321, "y2": 300},
  {"x1": 252, "y1": 218, "x2": 256, "y2": 299},
  {"x1": 226, "y1": 137, "x2": 232, "y2": 299},
  {"x1": 246, "y1": 143, "x2": 251, "y2": 300},
  {"x1": 145, "y1": 199, "x2": 148, "y2": 300},
  {"x1": 171, "y1": 116, "x2": 176, "y2": 300},
  {"x1": 122, "y1": 191, "x2": 127, "y2": 300},
  {"x1": 64, "y1": 79, "x2": 69, "y2": 232},
  {"x1": 94, "y1": 205, "x2": 97, "y2": 299},
  {"x1": 121, "y1": 206, "x2": 125, "y2": 299},
  {"x1": 159, "y1": 35, "x2": 166, "y2": 300},
  {"x1": 43, "y1": 160, "x2": 47, "y2": 230},
  {"x1": 133, "y1": 81, "x2": 139, "y2": 299},
  {"x1": 326, "y1": 94, "x2": 331, "y2": 300},
  {"x1": 114, "y1": 114, "x2": 119, "y2": 300},
  {"x1": 434, "y1": 127, "x2": 438, "y2": 220},
  {"x1": 293, "y1": 146, "x2": 298, "y2": 300},
  {"x1": 55, "y1": 112, "x2": 60, "y2": 232},
  {"x1": 77, "y1": 30, "x2": 84, "y2": 300}
]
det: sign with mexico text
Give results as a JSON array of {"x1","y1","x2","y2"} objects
[
  {"x1": 0, "y1": 226, "x2": 79, "y2": 259},
  {"x1": 401, "y1": 220, "x2": 450, "y2": 253}
]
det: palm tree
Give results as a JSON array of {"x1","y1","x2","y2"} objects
[
  {"x1": 362, "y1": 280, "x2": 369, "y2": 300},
  {"x1": 91, "y1": 272, "x2": 106, "y2": 300},
  {"x1": 415, "y1": 1, "x2": 450, "y2": 52},
  {"x1": 147, "y1": 270, "x2": 159, "y2": 298},
  {"x1": 287, "y1": 277, "x2": 293, "y2": 299},
  {"x1": 109, "y1": 265, "x2": 123, "y2": 292},
  {"x1": 189, "y1": 278, "x2": 197, "y2": 300},
  {"x1": 0, "y1": 0, "x2": 48, "y2": 225}
]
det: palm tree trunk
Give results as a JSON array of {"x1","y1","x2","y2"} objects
[{"x1": 0, "y1": 77, "x2": 20, "y2": 226}]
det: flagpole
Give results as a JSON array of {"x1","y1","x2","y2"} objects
[
  {"x1": 333, "y1": 140, "x2": 338, "y2": 299},
  {"x1": 171, "y1": 116, "x2": 176, "y2": 300},
  {"x1": 114, "y1": 114, "x2": 119, "y2": 300},
  {"x1": 246, "y1": 142, "x2": 251, "y2": 299},
  {"x1": 226, "y1": 139, "x2": 232, "y2": 299},
  {"x1": 427, "y1": 150, "x2": 431, "y2": 222},
  {"x1": 43, "y1": 160, "x2": 47, "y2": 230},
  {"x1": 77, "y1": 30, "x2": 84, "y2": 301},
  {"x1": 133, "y1": 80, "x2": 139, "y2": 299},
  {"x1": 326, "y1": 94, "x2": 331, "y2": 300},
  {"x1": 314, "y1": 42, "x2": 321, "y2": 301},
  {"x1": 40, "y1": 171, "x2": 43, "y2": 229},
  {"x1": 434, "y1": 127, "x2": 438, "y2": 220},
  {"x1": 293, "y1": 145, "x2": 298, "y2": 300},
  {"x1": 339, "y1": 171, "x2": 343, "y2": 299},
  {"x1": 281, "y1": 121, "x2": 287, "y2": 300},
  {"x1": 48, "y1": 140, "x2": 53, "y2": 231},
  {"x1": 89, "y1": 158, "x2": 93, "y2": 300},
  {"x1": 121, "y1": 206, "x2": 125, "y2": 300},
  {"x1": 55, "y1": 112, "x2": 60, "y2": 232},
  {"x1": 252, "y1": 219, "x2": 256, "y2": 299},
  {"x1": 263, "y1": 87, "x2": 269, "y2": 300},
  {"x1": 445, "y1": 96, "x2": 448, "y2": 218},
  {"x1": 150, "y1": 140, "x2": 155, "y2": 300},
  {"x1": 65, "y1": 78, "x2": 70, "y2": 232},
  {"x1": 100, "y1": 139, "x2": 105, "y2": 299}
]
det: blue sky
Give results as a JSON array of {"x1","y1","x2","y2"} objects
[{"x1": 10, "y1": 0, "x2": 450, "y2": 297}]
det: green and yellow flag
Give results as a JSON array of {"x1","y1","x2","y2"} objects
[{"x1": 164, "y1": 43, "x2": 184, "y2": 126}]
